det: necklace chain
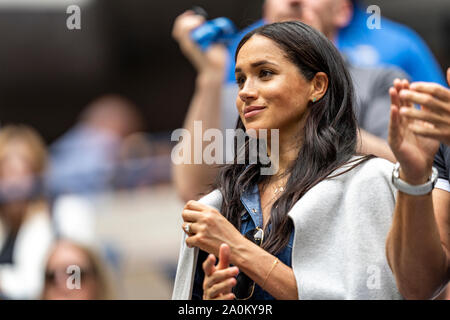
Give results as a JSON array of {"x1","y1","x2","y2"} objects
[{"x1": 261, "y1": 184, "x2": 285, "y2": 210}]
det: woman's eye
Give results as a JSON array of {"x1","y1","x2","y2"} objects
[
  {"x1": 236, "y1": 76, "x2": 245, "y2": 86},
  {"x1": 260, "y1": 69, "x2": 273, "y2": 78}
]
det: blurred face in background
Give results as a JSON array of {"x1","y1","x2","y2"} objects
[
  {"x1": 0, "y1": 126, "x2": 47, "y2": 230},
  {"x1": 42, "y1": 241, "x2": 100, "y2": 300},
  {"x1": 263, "y1": 0, "x2": 352, "y2": 39},
  {"x1": 0, "y1": 126, "x2": 46, "y2": 193},
  {"x1": 82, "y1": 94, "x2": 142, "y2": 139},
  {"x1": 0, "y1": 139, "x2": 34, "y2": 192}
]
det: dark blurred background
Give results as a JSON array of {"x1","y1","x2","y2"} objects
[{"x1": 0, "y1": 0, "x2": 448, "y2": 143}]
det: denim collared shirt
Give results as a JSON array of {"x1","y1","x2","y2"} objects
[{"x1": 192, "y1": 184, "x2": 294, "y2": 300}]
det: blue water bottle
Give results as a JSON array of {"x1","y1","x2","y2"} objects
[{"x1": 191, "y1": 17, "x2": 238, "y2": 51}]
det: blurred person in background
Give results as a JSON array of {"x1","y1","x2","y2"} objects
[
  {"x1": 223, "y1": 0, "x2": 446, "y2": 87},
  {"x1": 46, "y1": 95, "x2": 144, "y2": 282},
  {"x1": 172, "y1": 0, "x2": 417, "y2": 202},
  {"x1": 41, "y1": 238, "x2": 116, "y2": 300},
  {"x1": 0, "y1": 125, "x2": 54, "y2": 299},
  {"x1": 47, "y1": 94, "x2": 143, "y2": 198},
  {"x1": 114, "y1": 132, "x2": 173, "y2": 189},
  {"x1": 338, "y1": 0, "x2": 446, "y2": 85}
]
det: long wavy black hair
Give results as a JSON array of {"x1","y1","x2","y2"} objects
[{"x1": 214, "y1": 21, "x2": 369, "y2": 255}]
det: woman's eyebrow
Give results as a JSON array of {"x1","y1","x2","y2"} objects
[{"x1": 235, "y1": 60, "x2": 278, "y2": 73}]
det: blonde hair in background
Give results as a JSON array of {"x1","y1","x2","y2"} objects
[
  {"x1": 0, "y1": 124, "x2": 48, "y2": 175},
  {"x1": 0, "y1": 124, "x2": 50, "y2": 219}
]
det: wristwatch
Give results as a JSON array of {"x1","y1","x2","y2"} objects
[{"x1": 392, "y1": 162, "x2": 438, "y2": 196}]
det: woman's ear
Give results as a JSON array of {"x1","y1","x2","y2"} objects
[{"x1": 310, "y1": 72, "x2": 328, "y2": 102}]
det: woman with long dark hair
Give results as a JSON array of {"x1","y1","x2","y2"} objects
[{"x1": 172, "y1": 21, "x2": 401, "y2": 300}]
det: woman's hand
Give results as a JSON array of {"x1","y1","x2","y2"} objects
[
  {"x1": 202, "y1": 243, "x2": 239, "y2": 300},
  {"x1": 388, "y1": 78, "x2": 440, "y2": 184},
  {"x1": 181, "y1": 200, "x2": 243, "y2": 258},
  {"x1": 395, "y1": 68, "x2": 450, "y2": 146}
]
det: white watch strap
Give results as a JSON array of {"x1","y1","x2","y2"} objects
[{"x1": 392, "y1": 163, "x2": 438, "y2": 196}]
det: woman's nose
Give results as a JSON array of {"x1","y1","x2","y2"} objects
[{"x1": 238, "y1": 79, "x2": 258, "y2": 103}]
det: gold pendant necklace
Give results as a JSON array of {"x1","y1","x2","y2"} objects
[
  {"x1": 273, "y1": 186, "x2": 284, "y2": 195},
  {"x1": 262, "y1": 184, "x2": 285, "y2": 211}
]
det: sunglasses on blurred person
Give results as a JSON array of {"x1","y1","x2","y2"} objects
[{"x1": 45, "y1": 266, "x2": 96, "y2": 288}]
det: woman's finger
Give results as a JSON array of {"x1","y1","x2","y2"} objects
[
  {"x1": 185, "y1": 233, "x2": 201, "y2": 248},
  {"x1": 388, "y1": 104, "x2": 403, "y2": 152},
  {"x1": 399, "y1": 107, "x2": 449, "y2": 126},
  {"x1": 389, "y1": 87, "x2": 401, "y2": 108},
  {"x1": 409, "y1": 82, "x2": 450, "y2": 102},
  {"x1": 204, "y1": 292, "x2": 235, "y2": 300},
  {"x1": 400, "y1": 79, "x2": 413, "y2": 108},
  {"x1": 181, "y1": 222, "x2": 198, "y2": 235},
  {"x1": 409, "y1": 123, "x2": 448, "y2": 142},
  {"x1": 217, "y1": 243, "x2": 231, "y2": 270},
  {"x1": 182, "y1": 209, "x2": 202, "y2": 222},
  {"x1": 393, "y1": 78, "x2": 403, "y2": 93},
  {"x1": 214, "y1": 293, "x2": 235, "y2": 300},
  {"x1": 202, "y1": 254, "x2": 216, "y2": 277},
  {"x1": 393, "y1": 79, "x2": 407, "y2": 108},
  {"x1": 185, "y1": 200, "x2": 215, "y2": 211},
  {"x1": 203, "y1": 266, "x2": 239, "y2": 290},
  {"x1": 400, "y1": 90, "x2": 449, "y2": 115},
  {"x1": 204, "y1": 278, "x2": 237, "y2": 299}
]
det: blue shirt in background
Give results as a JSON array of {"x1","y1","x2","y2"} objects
[
  {"x1": 337, "y1": 5, "x2": 446, "y2": 86},
  {"x1": 225, "y1": 6, "x2": 446, "y2": 86}
]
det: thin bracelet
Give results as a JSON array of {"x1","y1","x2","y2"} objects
[{"x1": 262, "y1": 258, "x2": 279, "y2": 290}]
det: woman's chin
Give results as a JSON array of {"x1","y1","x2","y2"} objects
[{"x1": 244, "y1": 124, "x2": 272, "y2": 139}]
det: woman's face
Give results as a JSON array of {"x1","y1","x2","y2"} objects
[
  {"x1": 42, "y1": 241, "x2": 99, "y2": 300},
  {"x1": 235, "y1": 35, "x2": 313, "y2": 137}
]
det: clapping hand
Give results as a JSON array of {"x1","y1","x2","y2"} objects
[
  {"x1": 388, "y1": 77, "x2": 441, "y2": 184},
  {"x1": 202, "y1": 243, "x2": 239, "y2": 300},
  {"x1": 396, "y1": 68, "x2": 450, "y2": 146}
]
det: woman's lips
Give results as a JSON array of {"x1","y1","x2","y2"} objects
[{"x1": 244, "y1": 106, "x2": 266, "y2": 119}]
